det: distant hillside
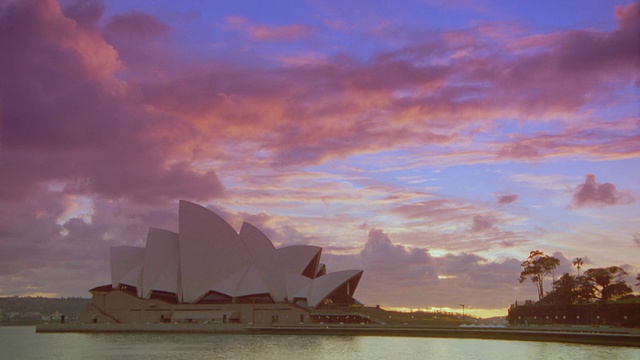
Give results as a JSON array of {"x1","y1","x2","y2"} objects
[{"x1": 0, "y1": 297, "x2": 89, "y2": 325}]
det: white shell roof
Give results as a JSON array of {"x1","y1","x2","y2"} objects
[
  {"x1": 284, "y1": 273, "x2": 312, "y2": 300},
  {"x1": 141, "y1": 228, "x2": 180, "y2": 298},
  {"x1": 108, "y1": 200, "x2": 363, "y2": 307},
  {"x1": 306, "y1": 270, "x2": 363, "y2": 307},
  {"x1": 255, "y1": 245, "x2": 322, "y2": 302},
  {"x1": 239, "y1": 222, "x2": 276, "y2": 262},
  {"x1": 178, "y1": 200, "x2": 253, "y2": 303},
  {"x1": 256, "y1": 245, "x2": 321, "y2": 275},
  {"x1": 110, "y1": 246, "x2": 144, "y2": 291},
  {"x1": 211, "y1": 265, "x2": 271, "y2": 298}
]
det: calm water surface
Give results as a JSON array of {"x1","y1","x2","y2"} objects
[{"x1": 1, "y1": 326, "x2": 638, "y2": 359}]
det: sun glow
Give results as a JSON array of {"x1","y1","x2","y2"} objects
[{"x1": 383, "y1": 306, "x2": 508, "y2": 319}]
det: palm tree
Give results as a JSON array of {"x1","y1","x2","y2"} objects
[{"x1": 573, "y1": 257, "x2": 584, "y2": 276}]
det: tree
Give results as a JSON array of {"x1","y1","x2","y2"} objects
[
  {"x1": 636, "y1": 273, "x2": 640, "y2": 288},
  {"x1": 518, "y1": 250, "x2": 560, "y2": 300},
  {"x1": 573, "y1": 257, "x2": 584, "y2": 276},
  {"x1": 543, "y1": 273, "x2": 595, "y2": 305},
  {"x1": 583, "y1": 266, "x2": 632, "y2": 303}
]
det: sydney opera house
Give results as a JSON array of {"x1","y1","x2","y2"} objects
[{"x1": 79, "y1": 200, "x2": 368, "y2": 325}]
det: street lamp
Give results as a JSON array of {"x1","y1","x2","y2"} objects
[{"x1": 459, "y1": 304, "x2": 465, "y2": 323}]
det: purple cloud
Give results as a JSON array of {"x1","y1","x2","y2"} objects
[
  {"x1": 104, "y1": 11, "x2": 170, "y2": 39},
  {"x1": 496, "y1": 194, "x2": 519, "y2": 206},
  {"x1": 471, "y1": 214, "x2": 497, "y2": 232},
  {"x1": 571, "y1": 174, "x2": 635, "y2": 208},
  {"x1": 322, "y1": 230, "x2": 529, "y2": 309}
]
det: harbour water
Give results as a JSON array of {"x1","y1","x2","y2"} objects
[{"x1": 2, "y1": 326, "x2": 638, "y2": 359}]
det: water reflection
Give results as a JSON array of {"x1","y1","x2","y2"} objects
[{"x1": 1, "y1": 327, "x2": 638, "y2": 359}]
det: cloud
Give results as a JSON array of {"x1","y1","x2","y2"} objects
[
  {"x1": 470, "y1": 214, "x2": 497, "y2": 232},
  {"x1": 322, "y1": 229, "x2": 529, "y2": 309},
  {"x1": 498, "y1": 143, "x2": 539, "y2": 159},
  {"x1": 361, "y1": 229, "x2": 434, "y2": 271},
  {"x1": 223, "y1": 16, "x2": 313, "y2": 41},
  {"x1": 248, "y1": 23, "x2": 312, "y2": 41},
  {"x1": 496, "y1": 194, "x2": 518, "y2": 206},
  {"x1": 0, "y1": 193, "x2": 180, "y2": 296},
  {"x1": 0, "y1": 0, "x2": 224, "y2": 205},
  {"x1": 137, "y1": 2, "x2": 638, "y2": 169},
  {"x1": 101, "y1": 8, "x2": 178, "y2": 80},
  {"x1": 62, "y1": 0, "x2": 104, "y2": 28},
  {"x1": 0, "y1": 0, "x2": 122, "y2": 150},
  {"x1": 391, "y1": 199, "x2": 473, "y2": 221},
  {"x1": 494, "y1": 119, "x2": 640, "y2": 164},
  {"x1": 571, "y1": 174, "x2": 635, "y2": 208},
  {"x1": 633, "y1": 233, "x2": 640, "y2": 247}
]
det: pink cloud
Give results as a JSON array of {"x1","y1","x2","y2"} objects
[
  {"x1": 494, "y1": 116, "x2": 640, "y2": 163},
  {"x1": 223, "y1": 16, "x2": 312, "y2": 41},
  {"x1": 498, "y1": 143, "x2": 540, "y2": 159},
  {"x1": 135, "y1": 1, "x2": 638, "y2": 168},
  {"x1": 248, "y1": 23, "x2": 312, "y2": 41},
  {"x1": 571, "y1": 174, "x2": 635, "y2": 208},
  {"x1": 391, "y1": 199, "x2": 474, "y2": 221}
]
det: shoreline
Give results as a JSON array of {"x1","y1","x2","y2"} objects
[{"x1": 35, "y1": 323, "x2": 640, "y2": 348}]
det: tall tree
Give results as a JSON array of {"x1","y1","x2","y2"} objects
[
  {"x1": 583, "y1": 266, "x2": 632, "y2": 303},
  {"x1": 635, "y1": 273, "x2": 640, "y2": 288},
  {"x1": 573, "y1": 257, "x2": 584, "y2": 276},
  {"x1": 518, "y1": 250, "x2": 560, "y2": 300}
]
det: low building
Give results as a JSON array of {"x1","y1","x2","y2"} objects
[{"x1": 79, "y1": 200, "x2": 369, "y2": 325}]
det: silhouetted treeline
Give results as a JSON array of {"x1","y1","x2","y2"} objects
[{"x1": 511, "y1": 250, "x2": 640, "y2": 327}]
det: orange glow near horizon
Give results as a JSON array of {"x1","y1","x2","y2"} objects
[{"x1": 382, "y1": 306, "x2": 508, "y2": 319}]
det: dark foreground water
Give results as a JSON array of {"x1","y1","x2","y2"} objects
[{"x1": 1, "y1": 326, "x2": 638, "y2": 359}]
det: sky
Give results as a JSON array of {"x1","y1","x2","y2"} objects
[{"x1": 0, "y1": 0, "x2": 638, "y2": 318}]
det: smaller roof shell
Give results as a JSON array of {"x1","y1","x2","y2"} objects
[
  {"x1": 239, "y1": 222, "x2": 276, "y2": 262},
  {"x1": 305, "y1": 270, "x2": 363, "y2": 307},
  {"x1": 256, "y1": 245, "x2": 322, "y2": 301},
  {"x1": 110, "y1": 246, "x2": 144, "y2": 292},
  {"x1": 142, "y1": 228, "x2": 180, "y2": 298}
]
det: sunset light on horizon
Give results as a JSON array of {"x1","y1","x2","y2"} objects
[{"x1": 0, "y1": 0, "x2": 638, "y2": 317}]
